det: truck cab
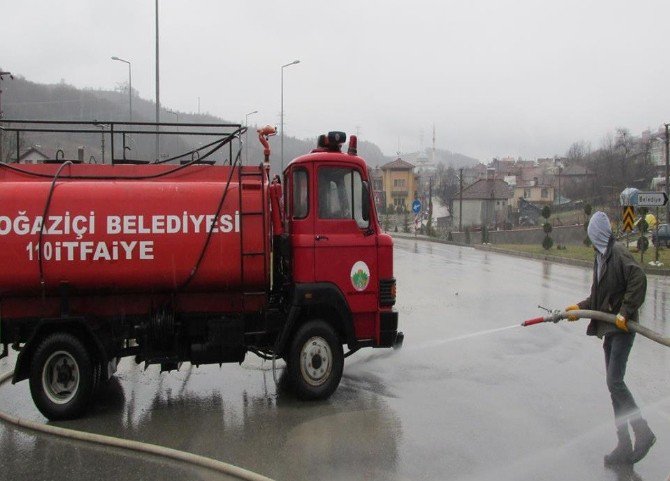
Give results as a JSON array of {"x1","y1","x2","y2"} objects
[{"x1": 282, "y1": 132, "x2": 400, "y2": 352}]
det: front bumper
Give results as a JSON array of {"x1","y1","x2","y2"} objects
[{"x1": 376, "y1": 311, "x2": 403, "y2": 349}]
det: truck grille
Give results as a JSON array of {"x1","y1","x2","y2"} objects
[{"x1": 379, "y1": 278, "x2": 396, "y2": 307}]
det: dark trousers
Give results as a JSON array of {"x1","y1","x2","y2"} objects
[{"x1": 603, "y1": 332, "x2": 639, "y2": 426}]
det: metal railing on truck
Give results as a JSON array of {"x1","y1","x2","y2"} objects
[{"x1": 0, "y1": 119, "x2": 245, "y2": 165}]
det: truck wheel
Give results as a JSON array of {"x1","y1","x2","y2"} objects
[
  {"x1": 29, "y1": 333, "x2": 95, "y2": 420},
  {"x1": 287, "y1": 320, "x2": 343, "y2": 400}
]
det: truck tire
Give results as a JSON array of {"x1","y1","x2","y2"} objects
[
  {"x1": 287, "y1": 320, "x2": 343, "y2": 400},
  {"x1": 29, "y1": 333, "x2": 95, "y2": 420}
]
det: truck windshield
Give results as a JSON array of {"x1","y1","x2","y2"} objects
[{"x1": 318, "y1": 167, "x2": 369, "y2": 229}]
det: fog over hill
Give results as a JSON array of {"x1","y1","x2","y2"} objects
[{"x1": 0, "y1": 73, "x2": 480, "y2": 171}]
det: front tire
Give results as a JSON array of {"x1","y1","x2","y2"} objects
[
  {"x1": 287, "y1": 320, "x2": 344, "y2": 400},
  {"x1": 29, "y1": 333, "x2": 95, "y2": 420}
]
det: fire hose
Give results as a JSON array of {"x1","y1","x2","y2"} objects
[
  {"x1": 522, "y1": 309, "x2": 670, "y2": 348},
  {"x1": 0, "y1": 370, "x2": 274, "y2": 481}
]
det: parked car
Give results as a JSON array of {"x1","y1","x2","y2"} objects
[
  {"x1": 519, "y1": 215, "x2": 536, "y2": 227},
  {"x1": 651, "y1": 224, "x2": 670, "y2": 247}
]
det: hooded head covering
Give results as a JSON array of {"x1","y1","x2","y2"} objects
[
  {"x1": 588, "y1": 211, "x2": 612, "y2": 255},
  {"x1": 588, "y1": 211, "x2": 613, "y2": 282}
]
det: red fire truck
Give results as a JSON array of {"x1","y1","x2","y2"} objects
[{"x1": 0, "y1": 120, "x2": 402, "y2": 420}]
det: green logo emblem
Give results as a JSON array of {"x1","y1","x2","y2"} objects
[{"x1": 350, "y1": 261, "x2": 370, "y2": 291}]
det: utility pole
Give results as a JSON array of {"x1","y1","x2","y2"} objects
[
  {"x1": 428, "y1": 175, "x2": 433, "y2": 217},
  {"x1": 557, "y1": 165, "x2": 562, "y2": 208}
]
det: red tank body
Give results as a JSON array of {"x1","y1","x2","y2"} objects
[
  {"x1": 0, "y1": 123, "x2": 402, "y2": 421},
  {"x1": 0, "y1": 163, "x2": 270, "y2": 299}
]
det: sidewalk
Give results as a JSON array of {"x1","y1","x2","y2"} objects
[{"x1": 390, "y1": 232, "x2": 670, "y2": 276}]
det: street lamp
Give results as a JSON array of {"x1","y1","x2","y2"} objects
[
  {"x1": 155, "y1": 0, "x2": 160, "y2": 160},
  {"x1": 245, "y1": 110, "x2": 258, "y2": 164},
  {"x1": 166, "y1": 108, "x2": 179, "y2": 123},
  {"x1": 281, "y1": 59, "x2": 300, "y2": 171},
  {"x1": 664, "y1": 123, "x2": 669, "y2": 223},
  {"x1": 0, "y1": 71, "x2": 14, "y2": 163},
  {"x1": 111, "y1": 57, "x2": 132, "y2": 121}
]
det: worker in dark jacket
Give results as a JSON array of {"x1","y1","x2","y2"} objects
[{"x1": 566, "y1": 211, "x2": 655, "y2": 465}]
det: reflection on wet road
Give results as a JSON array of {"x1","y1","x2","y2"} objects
[{"x1": 1, "y1": 238, "x2": 669, "y2": 480}]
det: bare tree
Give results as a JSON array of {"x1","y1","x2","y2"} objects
[{"x1": 566, "y1": 141, "x2": 590, "y2": 163}]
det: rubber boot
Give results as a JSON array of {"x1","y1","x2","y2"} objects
[
  {"x1": 630, "y1": 418, "x2": 656, "y2": 464},
  {"x1": 604, "y1": 426, "x2": 633, "y2": 466}
]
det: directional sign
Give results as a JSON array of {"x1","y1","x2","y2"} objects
[
  {"x1": 412, "y1": 199, "x2": 422, "y2": 214},
  {"x1": 634, "y1": 191, "x2": 668, "y2": 207},
  {"x1": 622, "y1": 206, "x2": 635, "y2": 232}
]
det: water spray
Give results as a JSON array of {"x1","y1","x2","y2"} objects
[{"x1": 521, "y1": 308, "x2": 670, "y2": 348}]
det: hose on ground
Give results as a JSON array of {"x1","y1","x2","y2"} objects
[
  {"x1": 0, "y1": 370, "x2": 274, "y2": 481},
  {"x1": 527, "y1": 309, "x2": 670, "y2": 348}
]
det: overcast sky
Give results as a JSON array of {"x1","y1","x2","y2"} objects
[{"x1": 2, "y1": 0, "x2": 670, "y2": 162}]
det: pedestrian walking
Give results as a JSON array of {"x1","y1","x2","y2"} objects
[{"x1": 565, "y1": 211, "x2": 656, "y2": 465}]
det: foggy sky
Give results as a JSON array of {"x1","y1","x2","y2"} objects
[{"x1": 2, "y1": 0, "x2": 669, "y2": 162}]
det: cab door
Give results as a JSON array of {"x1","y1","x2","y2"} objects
[{"x1": 313, "y1": 165, "x2": 378, "y2": 340}]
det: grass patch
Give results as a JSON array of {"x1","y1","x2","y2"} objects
[{"x1": 495, "y1": 243, "x2": 670, "y2": 265}]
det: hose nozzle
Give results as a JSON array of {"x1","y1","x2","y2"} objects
[
  {"x1": 521, "y1": 316, "x2": 546, "y2": 327},
  {"x1": 522, "y1": 310, "x2": 562, "y2": 326}
]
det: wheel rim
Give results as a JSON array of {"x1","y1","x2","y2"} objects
[
  {"x1": 42, "y1": 350, "x2": 80, "y2": 405},
  {"x1": 300, "y1": 336, "x2": 332, "y2": 387}
]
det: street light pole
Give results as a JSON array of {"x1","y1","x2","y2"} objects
[
  {"x1": 459, "y1": 168, "x2": 463, "y2": 232},
  {"x1": 166, "y1": 109, "x2": 178, "y2": 123},
  {"x1": 665, "y1": 123, "x2": 669, "y2": 222},
  {"x1": 0, "y1": 71, "x2": 13, "y2": 163},
  {"x1": 111, "y1": 57, "x2": 132, "y2": 121},
  {"x1": 155, "y1": 0, "x2": 160, "y2": 160},
  {"x1": 281, "y1": 59, "x2": 300, "y2": 172},
  {"x1": 244, "y1": 110, "x2": 258, "y2": 164}
]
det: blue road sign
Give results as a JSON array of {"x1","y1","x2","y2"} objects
[{"x1": 412, "y1": 200, "x2": 422, "y2": 214}]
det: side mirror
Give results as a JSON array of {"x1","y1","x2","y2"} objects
[{"x1": 362, "y1": 181, "x2": 370, "y2": 222}]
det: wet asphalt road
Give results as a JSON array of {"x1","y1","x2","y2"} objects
[{"x1": 1, "y1": 238, "x2": 670, "y2": 481}]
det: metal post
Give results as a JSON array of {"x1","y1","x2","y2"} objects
[
  {"x1": 155, "y1": 0, "x2": 160, "y2": 160},
  {"x1": 557, "y1": 166, "x2": 561, "y2": 209},
  {"x1": 281, "y1": 67, "x2": 284, "y2": 170},
  {"x1": 111, "y1": 57, "x2": 132, "y2": 121},
  {"x1": 128, "y1": 62, "x2": 132, "y2": 122},
  {"x1": 0, "y1": 70, "x2": 14, "y2": 163},
  {"x1": 244, "y1": 110, "x2": 258, "y2": 165},
  {"x1": 459, "y1": 168, "x2": 463, "y2": 232},
  {"x1": 655, "y1": 206, "x2": 660, "y2": 264},
  {"x1": 280, "y1": 60, "x2": 300, "y2": 172},
  {"x1": 665, "y1": 123, "x2": 669, "y2": 222}
]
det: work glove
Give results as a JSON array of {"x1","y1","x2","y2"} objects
[
  {"x1": 565, "y1": 305, "x2": 580, "y2": 321},
  {"x1": 615, "y1": 314, "x2": 628, "y2": 332}
]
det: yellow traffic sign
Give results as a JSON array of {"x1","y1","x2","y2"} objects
[{"x1": 622, "y1": 206, "x2": 635, "y2": 232}]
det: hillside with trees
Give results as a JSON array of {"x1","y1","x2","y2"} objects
[{"x1": 1, "y1": 72, "x2": 468, "y2": 171}]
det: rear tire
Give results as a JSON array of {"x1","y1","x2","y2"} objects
[
  {"x1": 29, "y1": 333, "x2": 95, "y2": 420},
  {"x1": 287, "y1": 320, "x2": 343, "y2": 400}
]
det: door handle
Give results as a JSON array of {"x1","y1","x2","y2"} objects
[{"x1": 315, "y1": 235, "x2": 329, "y2": 241}]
